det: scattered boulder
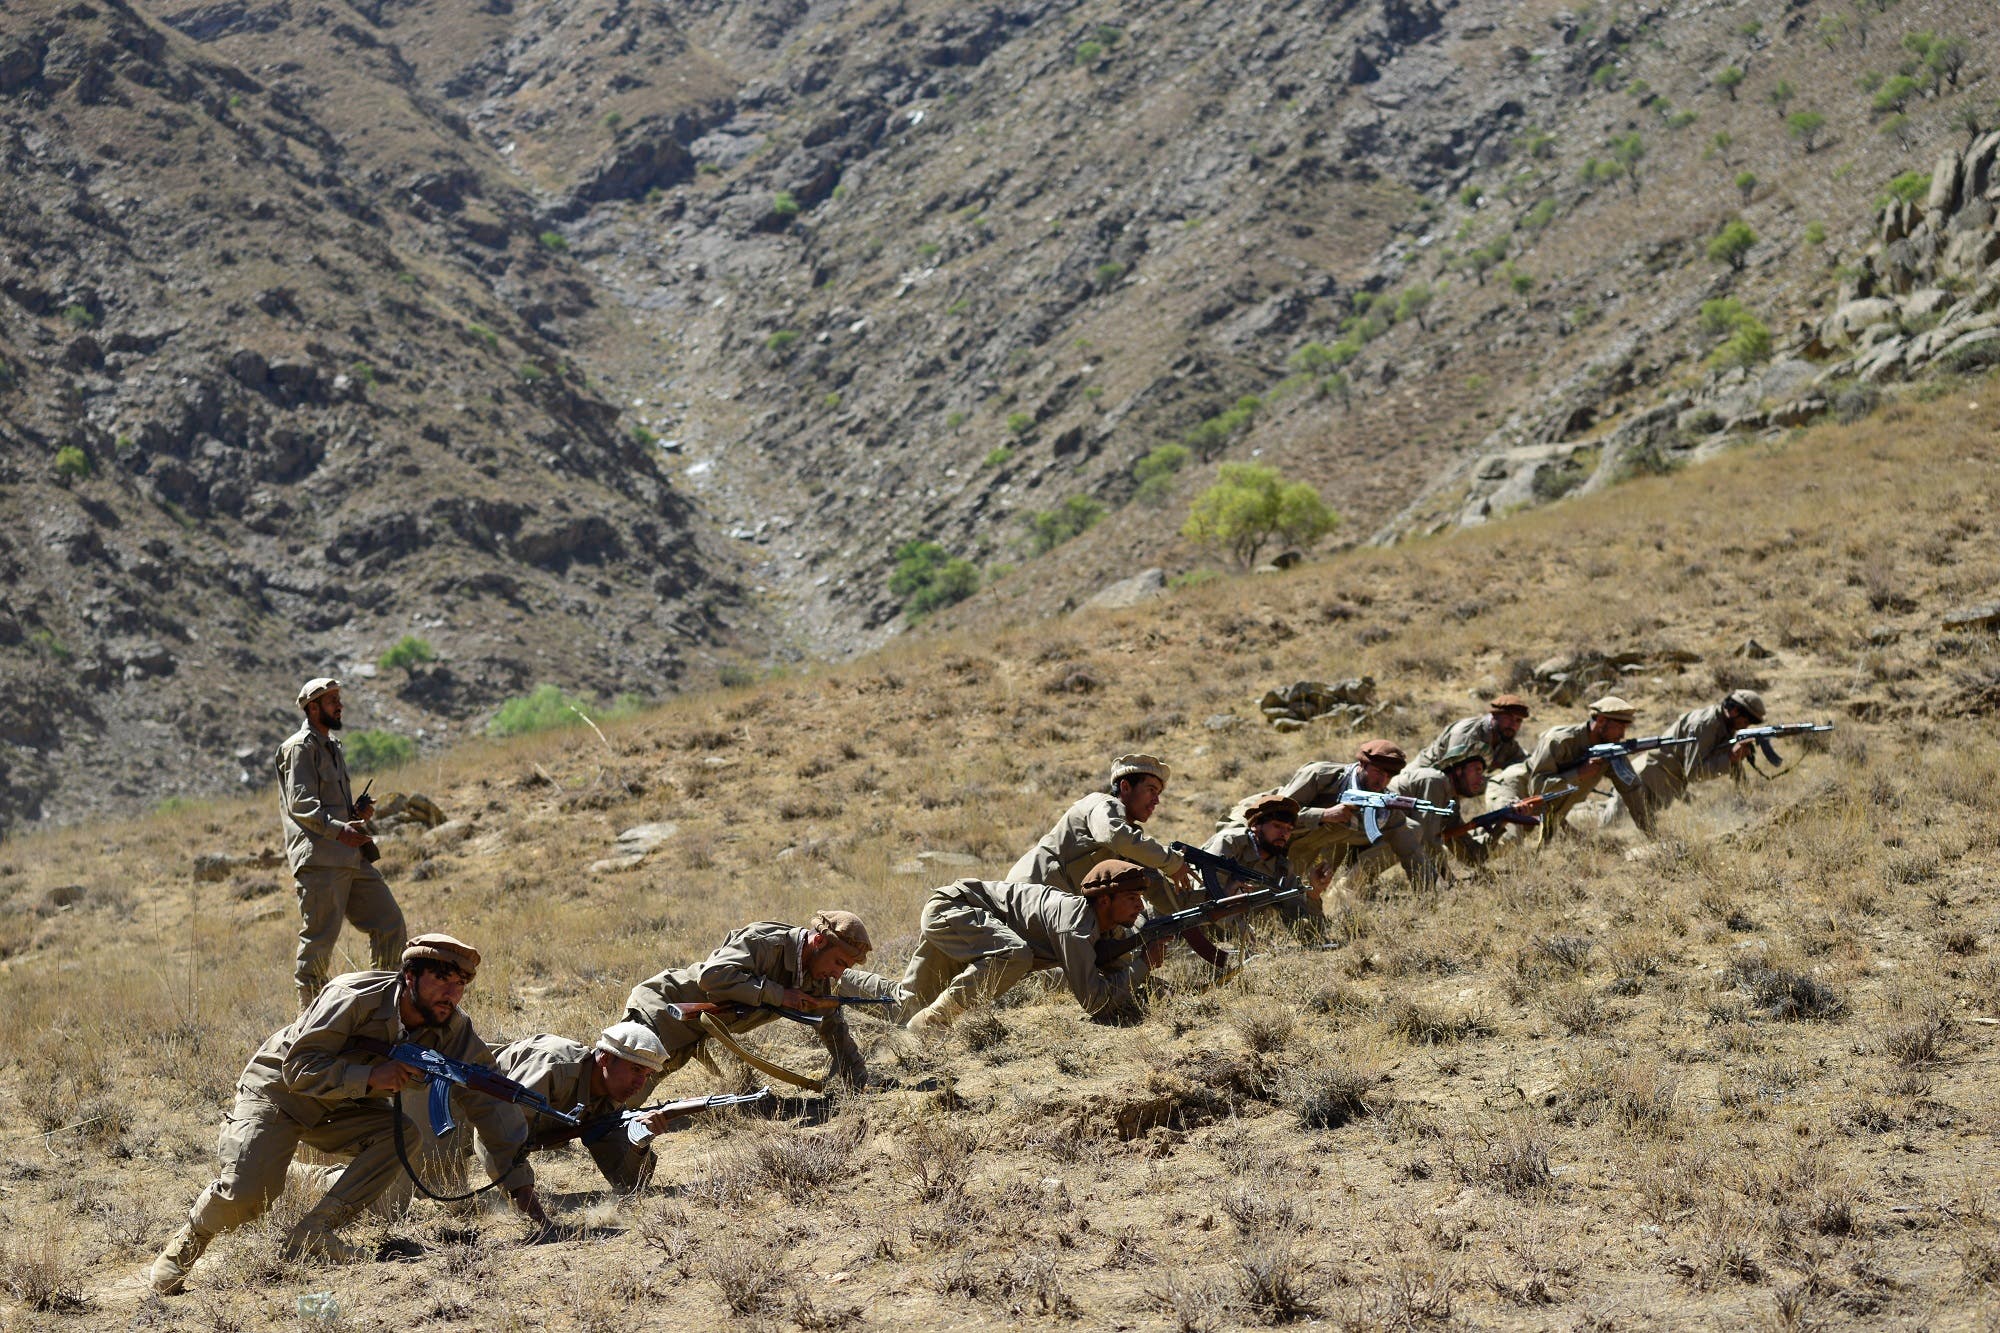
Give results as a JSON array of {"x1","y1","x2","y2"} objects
[
  {"x1": 1082, "y1": 568, "x2": 1166, "y2": 611},
  {"x1": 614, "y1": 821, "x2": 680, "y2": 857},
  {"x1": 1943, "y1": 602, "x2": 2000, "y2": 633},
  {"x1": 1260, "y1": 677, "x2": 1377, "y2": 729},
  {"x1": 192, "y1": 848, "x2": 283, "y2": 882}
]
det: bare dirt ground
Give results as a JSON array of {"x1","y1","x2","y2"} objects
[{"x1": 2, "y1": 378, "x2": 1999, "y2": 1330}]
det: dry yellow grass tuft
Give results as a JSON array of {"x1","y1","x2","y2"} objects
[{"x1": 2, "y1": 383, "x2": 2000, "y2": 1327}]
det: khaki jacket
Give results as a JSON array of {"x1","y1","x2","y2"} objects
[
  {"x1": 276, "y1": 723, "x2": 364, "y2": 872},
  {"x1": 238, "y1": 969, "x2": 532, "y2": 1191},
  {"x1": 1520, "y1": 721, "x2": 1626, "y2": 791},
  {"x1": 481, "y1": 1034, "x2": 652, "y2": 1190},
  {"x1": 1007, "y1": 791, "x2": 1185, "y2": 893},
  {"x1": 934, "y1": 879, "x2": 1145, "y2": 1017},
  {"x1": 1415, "y1": 714, "x2": 1527, "y2": 773},
  {"x1": 1640, "y1": 703, "x2": 1739, "y2": 790},
  {"x1": 1276, "y1": 761, "x2": 1392, "y2": 836},
  {"x1": 1387, "y1": 766, "x2": 1457, "y2": 866},
  {"x1": 625, "y1": 921, "x2": 895, "y2": 1084}
]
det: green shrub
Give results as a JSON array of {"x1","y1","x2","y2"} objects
[
  {"x1": 1075, "y1": 40, "x2": 1103, "y2": 64},
  {"x1": 345, "y1": 729, "x2": 417, "y2": 773},
  {"x1": 62, "y1": 304, "x2": 95, "y2": 328},
  {"x1": 53, "y1": 446, "x2": 91, "y2": 480},
  {"x1": 1708, "y1": 316, "x2": 1773, "y2": 368},
  {"x1": 1395, "y1": 282, "x2": 1434, "y2": 328},
  {"x1": 983, "y1": 445, "x2": 1015, "y2": 468},
  {"x1": 468, "y1": 324, "x2": 499, "y2": 349},
  {"x1": 917, "y1": 242, "x2": 942, "y2": 260},
  {"x1": 888, "y1": 540, "x2": 980, "y2": 619},
  {"x1": 717, "y1": 664, "x2": 758, "y2": 688},
  {"x1": 1884, "y1": 171, "x2": 1931, "y2": 206},
  {"x1": 1288, "y1": 343, "x2": 1340, "y2": 373},
  {"x1": 1699, "y1": 297, "x2": 1752, "y2": 336},
  {"x1": 822, "y1": 392, "x2": 842, "y2": 409},
  {"x1": 1521, "y1": 198, "x2": 1558, "y2": 232},
  {"x1": 1182, "y1": 463, "x2": 1339, "y2": 568},
  {"x1": 1133, "y1": 443, "x2": 1191, "y2": 507},
  {"x1": 766, "y1": 329, "x2": 800, "y2": 352},
  {"x1": 1027, "y1": 495, "x2": 1107, "y2": 554},
  {"x1": 378, "y1": 635, "x2": 436, "y2": 671},
  {"x1": 1707, "y1": 219, "x2": 1757, "y2": 270},
  {"x1": 772, "y1": 191, "x2": 800, "y2": 218},
  {"x1": 632, "y1": 425, "x2": 658, "y2": 447},
  {"x1": 1006, "y1": 411, "x2": 1035, "y2": 436},
  {"x1": 1531, "y1": 454, "x2": 1593, "y2": 503},
  {"x1": 1715, "y1": 66, "x2": 1744, "y2": 100},
  {"x1": 1785, "y1": 111, "x2": 1826, "y2": 154},
  {"x1": 1872, "y1": 74, "x2": 1920, "y2": 115},
  {"x1": 517, "y1": 363, "x2": 545, "y2": 383},
  {"x1": 489, "y1": 685, "x2": 590, "y2": 738},
  {"x1": 1734, "y1": 171, "x2": 1758, "y2": 202},
  {"x1": 1459, "y1": 184, "x2": 1484, "y2": 208},
  {"x1": 1168, "y1": 568, "x2": 1224, "y2": 589},
  {"x1": 1804, "y1": 221, "x2": 1827, "y2": 247},
  {"x1": 1182, "y1": 395, "x2": 1262, "y2": 461},
  {"x1": 602, "y1": 111, "x2": 623, "y2": 130},
  {"x1": 1505, "y1": 265, "x2": 1535, "y2": 296},
  {"x1": 537, "y1": 230, "x2": 569, "y2": 252},
  {"x1": 945, "y1": 411, "x2": 968, "y2": 430},
  {"x1": 1094, "y1": 260, "x2": 1126, "y2": 286}
]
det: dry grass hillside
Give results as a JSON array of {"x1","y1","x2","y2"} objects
[{"x1": 2, "y1": 378, "x2": 1999, "y2": 1330}]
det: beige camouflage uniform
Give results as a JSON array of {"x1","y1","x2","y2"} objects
[
  {"x1": 901, "y1": 878, "x2": 1149, "y2": 1024},
  {"x1": 475, "y1": 1035, "x2": 655, "y2": 1191},
  {"x1": 1488, "y1": 722, "x2": 1650, "y2": 845},
  {"x1": 176, "y1": 971, "x2": 531, "y2": 1254},
  {"x1": 624, "y1": 921, "x2": 899, "y2": 1090},
  {"x1": 278, "y1": 724, "x2": 405, "y2": 1004},
  {"x1": 1604, "y1": 702, "x2": 1741, "y2": 829},
  {"x1": 1274, "y1": 761, "x2": 1391, "y2": 870},
  {"x1": 1414, "y1": 714, "x2": 1529, "y2": 774},
  {"x1": 1008, "y1": 791, "x2": 1186, "y2": 896}
]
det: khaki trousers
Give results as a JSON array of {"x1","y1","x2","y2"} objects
[
  {"x1": 899, "y1": 897, "x2": 1040, "y2": 1014},
  {"x1": 188, "y1": 1092, "x2": 407, "y2": 1239},
  {"x1": 1598, "y1": 756, "x2": 1681, "y2": 831},
  {"x1": 294, "y1": 863, "x2": 406, "y2": 1000}
]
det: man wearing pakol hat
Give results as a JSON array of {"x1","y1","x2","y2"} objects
[
  {"x1": 1200, "y1": 794, "x2": 1335, "y2": 939},
  {"x1": 149, "y1": 935, "x2": 548, "y2": 1295},
  {"x1": 1486, "y1": 695, "x2": 1649, "y2": 846},
  {"x1": 460, "y1": 1023, "x2": 676, "y2": 1191},
  {"x1": 1599, "y1": 689, "x2": 1768, "y2": 833},
  {"x1": 278, "y1": 677, "x2": 406, "y2": 1009},
  {"x1": 1010, "y1": 755, "x2": 1228, "y2": 967},
  {"x1": 1415, "y1": 695, "x2": 1532, "y2": 774},
  {"x1": 623, "y1": 910, "x2": 899, "y2": 1092},
  {"x1": 1342, "y1": 744, "x2": 1506, "y2": 889},
  {"x1": 901, "y1": 860, "x2": 1157, "y2": 1030},
  {"x1": 1263, "y1": 739, "x2": 1409, "y2": 873}
]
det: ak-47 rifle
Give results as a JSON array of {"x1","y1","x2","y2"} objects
[
  {"x1": 1553, "y1": 735, "x2": 1699, "y2": 788},
  {"x1": 1733, "y1": 722, "x2": 1834, "y2": 775},
  {"x1": 1093, "y1": 868, "x2": 1308, "y2": 967},
  {"x1": 533, "y1": 1088, "x2": 774, "y2": 1151},
  {"x1": 349, "y1": 1035, "x2": 581, "y2": 1138},
  {"x1": 1174, "y1": 840, "x2": 1293, "y2": 898},
  {"x1": 661, "y1": 997, "x2": 900, "y2": 1029},
  {"x1": 1439, "y1": 786, "x2": 1577, "y2": 841},
  {"x1": 1337, "y1": 788, "x2": 1459, "y2": 844}
]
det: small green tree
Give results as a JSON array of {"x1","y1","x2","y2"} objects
[
  {"x1": 1521, "y1": 198, "x2": 1559, "y2": 232},
  {"x1": 1815, "y1": 14, "x2": 1847, "y2": 48},
  {"x1": 1182, "y1": 463, "x2": 1340, "y2": 568},
  {"x1": 1879, "y1": 113, "x2": 1915, "y2": 150},
  {"x1": 1735, "y1": 171, "x2": 1759, "y2": 203},
  {"x1": 537, "y1": 230, "x2": 569, "y2": 252},
  {"x1": 1610, "y1": 133, "x2": 1646, "y2": 193},
  {"x1": 1395, "y1": 282, "x2": 1434, "y2": 331},
  {"x1": 378, "y1": 635, "x2": 437, "y2": 672},
  {"x1": 1767, "y1": 80, "x2": 1795, "y2": 118},
  {"x1": 489, "y1": 685, "x2": 589, "y2": 737},
  {"x1": 887, "y1": 541, "x2": 979, "y2": 619},
  {"x1": 53, "y1": 446, "x2": 91, "y2": 480},
  {"x1": 1715, "y1": 66, "x2": 1744, "y2": 100},
  {"x1": 1708, "y1": 219, "x2": 1758, "y2": 270},
  {"x1": 1872, "y1": 74, "x2": 1920, "y2": 115},
  {"x1": 1884, "y1": 171, "x2": 1931, "y2": 206},
  {"x1": 1288, "y1": 342, "x2": 1340, "y2": 373},
  {"x1": 1699, "y1": 297, "x2": 1751, "y2": 336},
  {"x1": 1786, "y1": 110, "x2": 1827, "y2": 154},
  {"x1": 1709, "y1": 315, "x2": 1773, "y2": 368},
  {"x1": 772, "y1": 191, "x2": 801, "y2": 219},
  {"x1": 1006, "y1": 411, "x2": 1035, "y2": 436},
  {"x1": 1026, "y1": 495, "x2": 1107, "y2": 554}
]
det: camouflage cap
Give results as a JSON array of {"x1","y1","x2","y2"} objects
[
  {"x1": 402, "y1": 932, "x2": 480, "y2": 978},
  {"x1": 296, "y1": 676, "x2": 341, "y2": 709},
  {"x1": 1588, "y1": 695, "x2": 1637, "y2": 724},
  {"x1": 810, "y1": 909, "x2": 872, "y2": 957},
  {"x1": 596, "y1": 1020, "x2": 668, "y2": 1073},
  {"x1": 1242, "y1": 792, "x2": 1301, "y2": 826},
  {"x1": 1110, "y1": 754, "x2": 1170, "y2": 788},
  {"x1": 1355, "y1": 739, "x2": 1407, "y2": 775},
  {"x1": 1488, "y1": 693, "x2": 1532, "y2": 717},
  {"x1": 1078, "y1": 859, "x2": 1152, "y2": 897},
  {"x1": 1434, "y1": 743, "x2": 1487, "y2": 771},
  {"x1": 1725, "y1": 689, "x2": 1767, "y2": 723}
]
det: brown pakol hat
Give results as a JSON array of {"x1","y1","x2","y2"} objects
[
  {"x1": 1355, "y1": 739, "x2": 1407, "y2": 774},
  {"x1": 1242, "y1": 792, "x2": 1302, "y2": 826},
  {"x1": 1079, "y1": 859, "x2": 1152, "y2": 897},
  {"x1": 810, "y1": 909, "x2": 872, "y2": 957},
  {"x1": 1725, "y1": 689, "x2": 1767, "y2": 723},
  {"x1": 1488, "y1": 693, "x2": 1532, "y2": 717},
  {"x1": 402, "y1": 932, "x2": 480, "y2": 978}
]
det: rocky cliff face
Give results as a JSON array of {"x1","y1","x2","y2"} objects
[{"x1": 4, "y1": 0, "x2": 1995, "y2": 826}]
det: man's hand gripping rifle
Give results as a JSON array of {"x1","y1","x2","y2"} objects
[
  {"x1": 1439, "y1": 786, "x2": 1577, "y2": 841},
  {"x1": 1556, "y1": 735, "x2": 1700, "y2": 788},
  {"x1": 1337, "y1": 788, "x2": 1459, "y2": 844},
  {"x1": 1734, "y1": 722, "x2": 1835, "y2": 776},
  {"x1": 349, "y1": 1035, "x2": 581, "y2": 1138}
]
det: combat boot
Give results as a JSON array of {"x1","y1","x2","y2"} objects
[
  {"x1": 904, "y1": 992, "x2": 967, "y2": 1032},
  {"x1": 148, "y1": 1223, "x2": 211, "y2": 1295},
  {"x1": 281, "y1": 1215, "x2": 370, "y2": 1264}
]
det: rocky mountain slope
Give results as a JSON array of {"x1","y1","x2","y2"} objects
[{"x1": 4, "y1": 0, "x2": 1996, "y2": 827}]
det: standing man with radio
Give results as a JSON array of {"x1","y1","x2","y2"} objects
[{"x1": 280, "y1": 678, "x2": 406, "y2": 1009}]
